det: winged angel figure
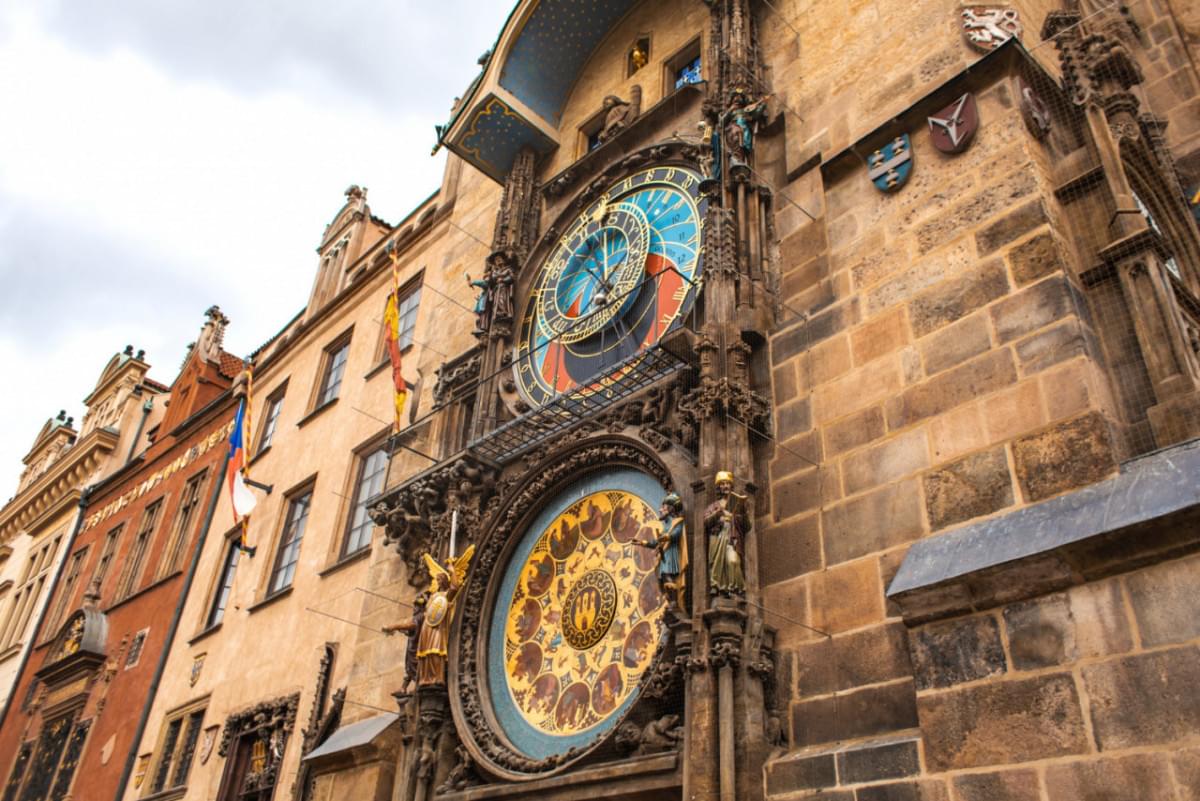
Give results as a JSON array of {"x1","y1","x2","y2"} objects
[{"x1": 412, "y1": 546, "x2": 475, "y2": 687}]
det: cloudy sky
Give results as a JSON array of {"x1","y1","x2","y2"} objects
[{"x1": 0, "y1": 0, "x2": 514, "y2": 497}]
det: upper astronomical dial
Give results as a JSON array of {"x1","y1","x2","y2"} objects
[
  {"x1": 538, "y1": 201, "x2": 650, "y2": 344},
  {"x1": 515, "y1": 166, "x2": 706, "y2": 408}
]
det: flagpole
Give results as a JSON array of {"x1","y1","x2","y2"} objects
[
  {"x1": 240, "y1": 361, "x2": 254, "y2": 552},
  {"x1": 387, "y1": 244, "x2": 405, "y2": 434}
]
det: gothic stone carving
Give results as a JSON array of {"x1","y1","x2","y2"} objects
[
  {"x1": 432, "y1": 351, "x2": 481, "y2": 407},
  {"x1": 370, "y1": 454, "x2": 498, "y2": 587},
  {"x1": 615, "y1": 714, "x2": 684, "y2": 756},
  {"x1": 597, "y1": 86, "x2": 642, "y2": 145},
  {"x1": 218, "y1": 692, "x2": 300, "y2": 795}
]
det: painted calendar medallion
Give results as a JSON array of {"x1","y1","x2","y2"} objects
[{"x1": 488, "y1": 470, "x2": 669, "y2": 760}]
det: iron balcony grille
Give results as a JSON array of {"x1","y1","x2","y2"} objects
[{"x1": 468, "y1": 343, "x2": 691, "y2": 464}]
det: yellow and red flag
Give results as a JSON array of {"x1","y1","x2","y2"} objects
[{"x1": 385, "y1": 250, "x2": 409, "y2": 431}]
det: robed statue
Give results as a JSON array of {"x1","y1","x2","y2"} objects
[
  {"x1": 704, "y1": 471, "x2": 749, "y2": 596},
  {"x1": 385, "y1": 546, "x2": 475, "y2": 687}
]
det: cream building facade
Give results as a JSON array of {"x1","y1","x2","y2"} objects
[
  {"x1": 120, "y1": 170, "x2": 499, "y2": 800},
  {"x1": 0, "y1": 350, "x2": 165, "y2": 714}
]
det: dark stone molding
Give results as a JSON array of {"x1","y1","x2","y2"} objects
[
  {"x1": 437, "y1": 752, "x2": 678, "y2": 801},
  {"x1": 887, "y1": 438, "x2": 1200, "y2": 622}
]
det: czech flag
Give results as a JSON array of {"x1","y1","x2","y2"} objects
[{"x1": 227, "y1": 398, "x2": 257, "y2": 523}]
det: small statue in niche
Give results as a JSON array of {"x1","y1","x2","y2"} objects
[
  {"x1": 704, "y1": 471, "x2": 750, "y2": 596},
  {"x1": 721, "y1": 87, "x2": 769, "y2": 169},
  {"x1": 490, "y1": 258, "x2": 515, "y2": 326},
  {"x1": 629, "y1": 40, "x2": 649, "y2": 73},
  {"x1": 388, "y1": 547, "x2": 474, "y2": 687},
  {"x1": 598, "y1": 86, "x2": 642, "y2": 144},
  {"x1": 698, "y1": 119, "x2": 720, "y2": 191},
  {"x1": 637, "y1": 493, "x2": 688, "y2": 611},
  {"x1": 383, "y1": 591, "x2": 428, "y2": 694},
  {"x1": 467, "y1": 272, "x2": 492, "y2": 334}
]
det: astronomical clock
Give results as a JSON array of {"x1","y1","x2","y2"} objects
[
  {"x1": 444, "y1": 163, "x2": 708, "y2": 782},
  {"x1": 512, "y1": 166, "x2": 707, "y2": 407}
]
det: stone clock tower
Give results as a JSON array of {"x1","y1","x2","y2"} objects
[{"x1": 369, "y1": 2, "x2": 781, "y2": 799}]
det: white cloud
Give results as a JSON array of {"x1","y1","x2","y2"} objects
[{"x1": 0, "y1": 1, "x2": 512, "y2": 496}]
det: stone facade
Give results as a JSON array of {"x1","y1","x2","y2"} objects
[
  {"x1": 0, "y1": 349, "x2": 166, "y2": 714},
  {"x1": 3, "y1": 1, "x2": 1200, "y2": 801},
  {"x1": 0, "y1": 309, "x2": 240, "y2": 801}
]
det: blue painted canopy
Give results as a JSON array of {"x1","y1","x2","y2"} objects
[
  {"x1": 499, "y1": 0, "x2": 639, "y2": 125},
  {"x1": 442, "y1": 0, "x2": 641, "y2": 182}
]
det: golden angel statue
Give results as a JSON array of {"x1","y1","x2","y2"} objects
[{"x1": 398, "y1": 546, "x2": 474, "y2": 688}]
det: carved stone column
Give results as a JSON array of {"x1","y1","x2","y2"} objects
[
  {"x1": 470, "y1": 146, "x2": 539, "y2": 441},
  {"x1": 411, "y1": 687, "x2": 448, "y2": 801},
  {"x1": 705, "y1": 598, "x2": 747, "y2": 801}
]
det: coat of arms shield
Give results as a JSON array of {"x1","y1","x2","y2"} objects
[
  {"x1": 1017, "y1": 77, "x2": 1052, "y2": 140},
  {"x1": 961, "y1": 6, "x2": 1022, "y2": 52},
  {"x1": 867, "y1": 135, "x2": 913, "y2": 193},
  {"x1": 928, "y1": 93, "x2": 979, "y2": 154}
]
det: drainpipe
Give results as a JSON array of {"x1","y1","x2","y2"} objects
[
  {"x1": 113, "y1": 433, "x2": 233, "y2": 801},
  {"x1": 0, "y1": 486, "x2": 93, "y2": 732}
]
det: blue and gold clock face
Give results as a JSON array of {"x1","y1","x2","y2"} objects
[
  {"x1": 487, "y1": 470, "x2": 669, "y2": 761},
  {"x1": 515, "y1": 166, "x2": 706, "y2": 407}
]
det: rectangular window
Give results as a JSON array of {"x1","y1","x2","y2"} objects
[
  {"x1": 0, "y1": 534, "x2": 61, "y2": 650},
  {"x1": 666, "y1": 38, "x2": 703, "y2": 93},
  {"x1": 343, "y1": 448, "x2": 388, "y2": 557},
  {"x1": 395, "y1": 285, "x2": 422, "y2": 350},
  {"x1": 160, "y1": 470, "x2": 208, "y2": 578},
  {"x1": 206, "y1": 538, "x2": 241, "y2": 629},
  {"x1": 269, "y1": 490, "x2": 312, "y2": 594},
  {"x1": 674, "y1": 54, "x2": 702, "y2": 88},
  {"x1": 115, "y1": 500, "x2": 163, "y2": 602},
  {"x1": 125, "y1": 628, "x2": 149, "y2": 668},
  {"x1": 257, "y1": 388, "x2": 286, "y2": 454},
  {"x1": 376, "y1": 280, "x2": 423, "y2": 366},
  {"x1": 41, "y1": 547, "x2": 88, "y2": 640},
  {"x1": 577, "y1": 107, "x2": 607, "y2": 158},
  {"x1": 318, "y1": 338, "x2": 351, "y2": 406},
  {"x1": 92, "y1": 525, "x2": 122, "y2": 593},
  {"x1": 150, "y1": 705, "x2": 205, "y2": 795}
]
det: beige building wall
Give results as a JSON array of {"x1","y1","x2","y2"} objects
[
  {"x1": 122, "y1": 157, "x2": 498, "y2": 801},
  {"x1": 0, "y1": 352, "x2": 164, "y2": 712}
]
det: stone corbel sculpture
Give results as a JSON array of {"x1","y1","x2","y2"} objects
[{"x1": 598, "y1": 85, "x2": 642, "y2": 144}]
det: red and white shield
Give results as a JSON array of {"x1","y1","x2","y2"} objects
[{"x1": 927, "y1": 93, "x2": 979, "y2": 154}]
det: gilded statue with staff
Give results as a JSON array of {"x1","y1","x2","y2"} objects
[{"x1": 384, "y1": 545, "x2": 475, "y2": 688}]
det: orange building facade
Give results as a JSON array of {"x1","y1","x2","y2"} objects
[{"x1": 0, "y1": 309, "x2": 241, "y2": 801}]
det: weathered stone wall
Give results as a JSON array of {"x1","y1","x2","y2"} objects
[
  {"x1": 767, "y1": 550, "x2": 1200, "y2": 800},
  {"x1": 756, "y1": 0, "x2": 1200, "y2": 798}
]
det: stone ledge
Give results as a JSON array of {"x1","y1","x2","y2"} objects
[
  {"x1": 887, "y1": 437, "x2": 1200, "y2": 622},
  {"x1": 440, "y1": 752, "x2": 678, "y2": 800}
]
